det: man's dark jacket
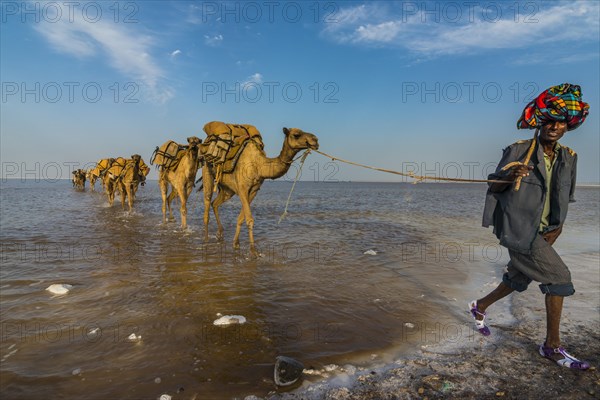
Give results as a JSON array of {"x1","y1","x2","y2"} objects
[{"x1": 482, "y1": 139, "x2": 577, "y2": 254}]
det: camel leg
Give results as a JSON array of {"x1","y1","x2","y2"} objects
[
  {"x1": 212, "y1": 187, "x2": 235, "y2": 240},
  {"x1": 202, "y1": 166, "x2": 214, "y2": 241},
  {"x1": 179, "y1": 177, "x2": 198, "y2": 229},
  {"x1": 107, "y1": 180, "x2": 114, "y2": 206},
  {"x1": 233, "y1": 187, "x2": 260, "y2": 248},
  {"x1": 159, "y1": 176, "x2": 168, "y2": 223},
  {"x1": 167, "y1": 189, "x2": 177, "y2": 221},
  {"x1": 233, "y1": 210, "x2": 245, "y2": 249},
  {"x1": 127, "y1": 183, "x2": 135, "y2": 212},
  {"x1": 235, "y1": 188, "x2": 259, "y2": 256},
  {"x1": 179, "y1": 188, "x2": 189, "y2": 230},
  {"x1": 119, "y1": 182, "x2": 127, "y2": 210}
]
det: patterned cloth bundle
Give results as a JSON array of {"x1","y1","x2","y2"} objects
[{"x1": 517, "y1": 83, "x2": 589, "y2": 131}]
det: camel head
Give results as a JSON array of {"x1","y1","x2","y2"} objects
[
  {"x1": 283, "y1": 127, "x2": 319, "y2": 151},
  {"x1": 187, "y1": 136, "x2": 202, "y2": 148}
]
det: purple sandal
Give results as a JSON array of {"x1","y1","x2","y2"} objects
[
  {"x1": 469, "y1": 300, "x2": 490, "y2": 336},
  {"x1": 539, "y1": 343, "x2": 590, "y2": 370}
]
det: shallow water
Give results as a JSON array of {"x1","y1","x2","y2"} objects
[{"x1": 1, "y1": 180, "x2": 598, "y2": 399}]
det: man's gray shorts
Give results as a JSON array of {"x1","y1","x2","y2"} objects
[{"x1": 502, "y1": 234, "x2": 575, "y2": 296}]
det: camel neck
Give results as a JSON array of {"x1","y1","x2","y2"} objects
[{"x1": 260, "y1": 139, "x2": 298, "y2": 179}]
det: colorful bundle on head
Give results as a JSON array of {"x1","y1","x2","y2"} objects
[{"x1": 517, "y1": 83, "x2": 589, "y2": 131}]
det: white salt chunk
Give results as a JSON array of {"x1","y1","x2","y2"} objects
[
  {"x1": 128, "y1": 333, "x2": 142, "y2": 341},
  {"x1": 213, "y1": 315, "x2": 246, "y2": 326},
  {"x1": 363, "y1": 250, "x2": 377, "y2": 255},
  {"x1": 46, "y1": 284, "x2": 73, "y2": 295}
]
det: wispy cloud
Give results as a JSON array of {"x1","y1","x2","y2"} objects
[
  {"x1": 170, "y1": 49, "x2": 182, "y2": 58},
  {"x1": 204, "y1": 34, "x2": 224, "y2": 47},
  {"x1": 241, "y1": 73, "x2": 263, "y2": 90},
  {"x1": 33, "y1": 5, "x2": 173, "y2": 103},
  {"x1": 322, "y1": 1, "x2": 600, "y2": 59}
]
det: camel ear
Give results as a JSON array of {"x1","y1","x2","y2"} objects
[{"x1": 283, "y1": 127, "x2": 290, "y2": 136}]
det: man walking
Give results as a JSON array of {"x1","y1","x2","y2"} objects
[{"x1": 470, "y1": 83, "x2": 590, "y2": 370}]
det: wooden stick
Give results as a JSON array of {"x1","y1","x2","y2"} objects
[{"x1": 514, "y1": 128, "x2": 539, "y2": 192}]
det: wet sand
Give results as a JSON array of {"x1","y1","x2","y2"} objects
[{"x1": 266, "y1": 251, "x2": 600, "y2": 400}]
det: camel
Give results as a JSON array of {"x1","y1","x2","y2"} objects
[
  {"x1": 104, "y1": 157, "x2": 127, "y2": 206},
  {"x1": 158, "y1": 137, "x2": 202, "y2": 229},
  {"x1": 72, "y1": 169, "x2": 86, "y2": 189},
  {"x1": 87, "y1": 158, "x2": 113, "y2": 191},
  {"x1": 116, "y1": 154, "x2": 148, "y2": 211},
  {"x1": 201, "y1": 126, "x2": 319, "y2": 255},
  {"x1": 86, "y1": 169, "x2": 97, "y2": 191}
]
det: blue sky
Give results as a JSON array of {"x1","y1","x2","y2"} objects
[{"x1": 1, "y1": 1, "x2": 599, "y2": 182}]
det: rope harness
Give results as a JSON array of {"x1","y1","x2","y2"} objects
[{"x1": 278, "y1": 150, "x2": 311, "y2": 224}]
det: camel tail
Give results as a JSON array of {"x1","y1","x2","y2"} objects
[{"x1": 195, "y1": 176, "x2": 203, "y2": 192}]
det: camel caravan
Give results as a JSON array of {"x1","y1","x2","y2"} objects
[
  {"x1": 75, "y1": 155, "x2": 150, "y2": 211},
  {"x1": 75, "y1": 121, "x2": 319, "y2": 253}
]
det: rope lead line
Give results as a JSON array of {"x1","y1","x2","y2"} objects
[
  {"x1": 312, "y1": 149, "x2": 514, "y2": 184},
  {"x1": 277, "y1": 147, "x2": 516, "y2": 224},
  {"x1": 278, "y1": 150, "x2": 311, "y2": 225}
]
